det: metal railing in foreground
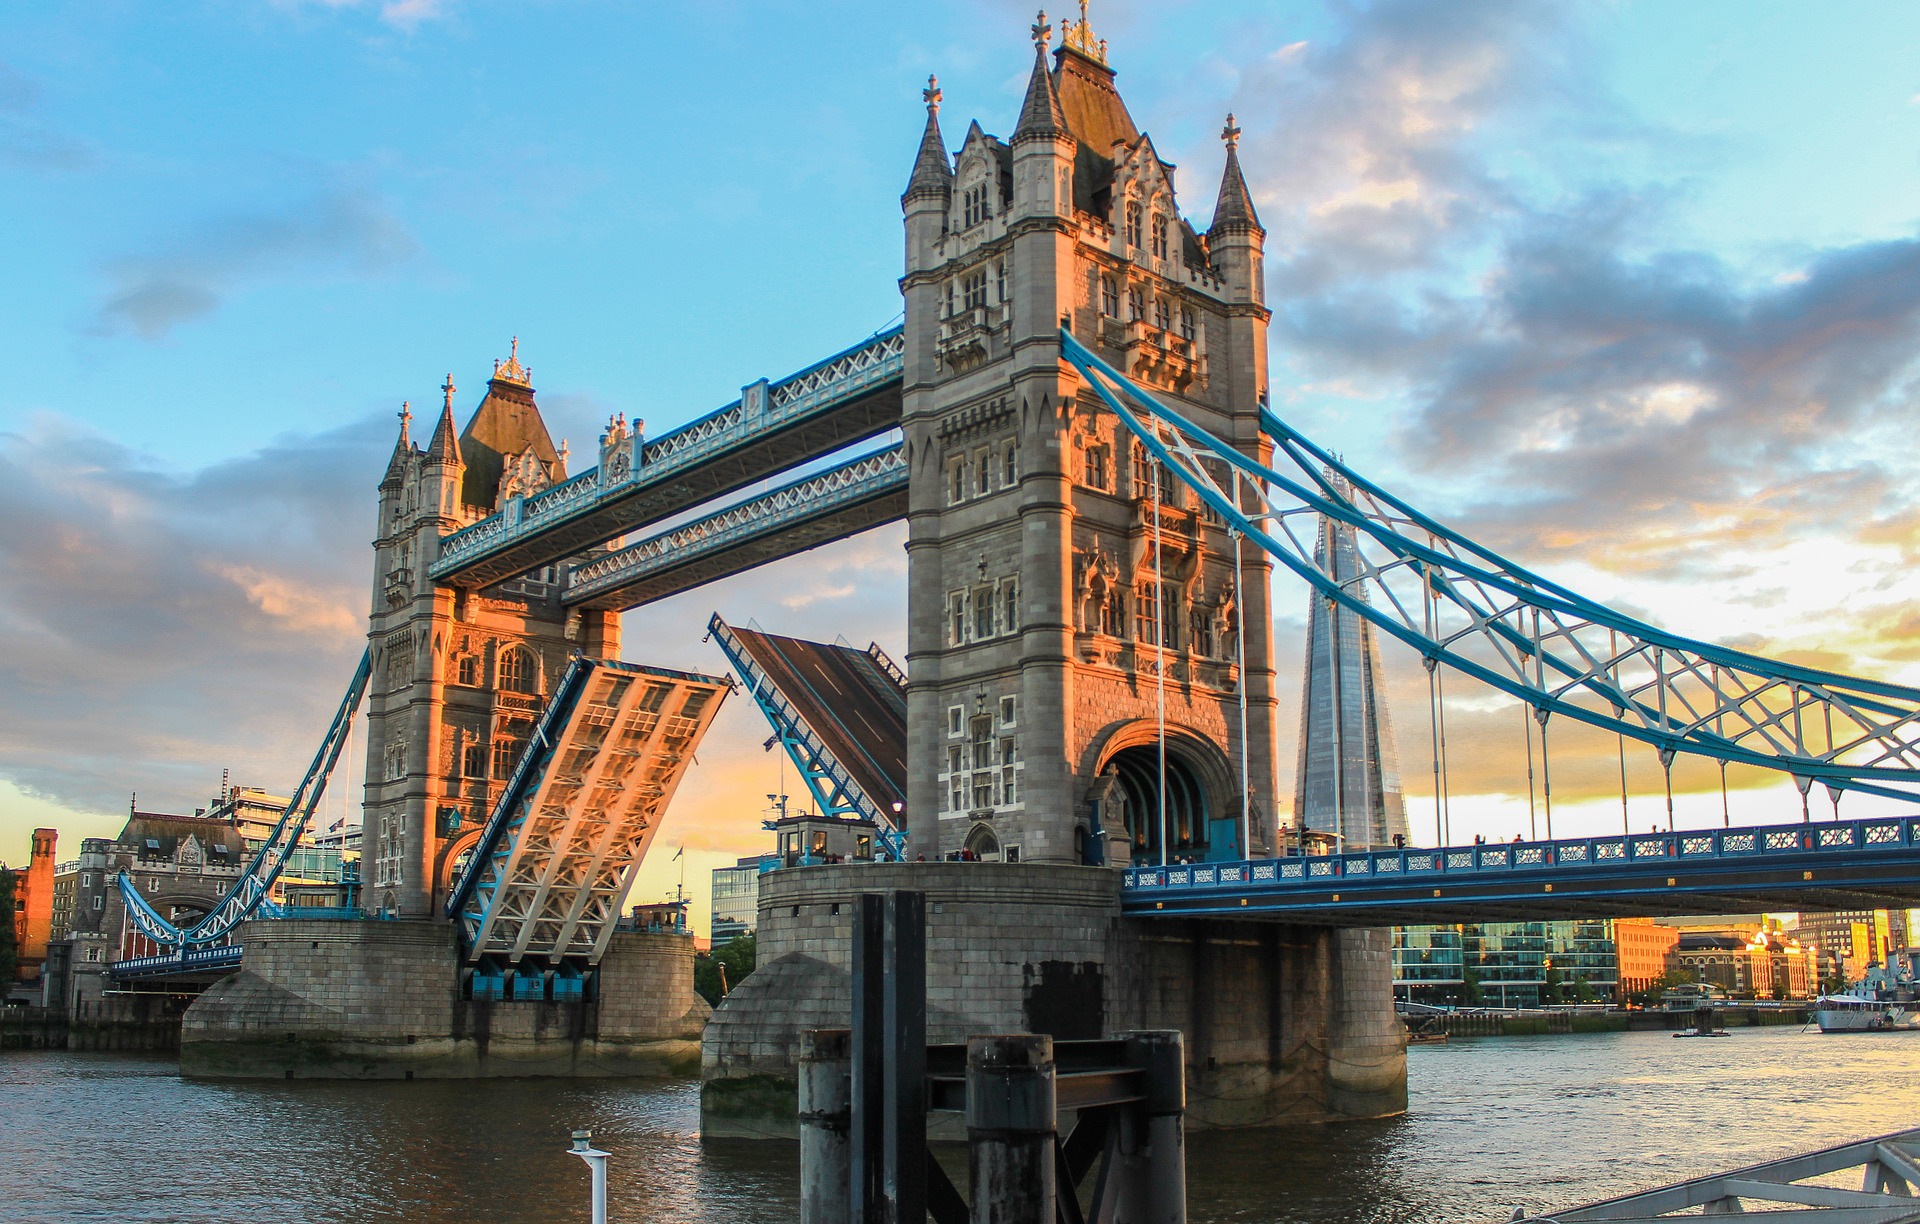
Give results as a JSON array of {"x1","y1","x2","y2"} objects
[{"x1": 1526, "y1": 1124, "x2": 1920, "y2": 1221}]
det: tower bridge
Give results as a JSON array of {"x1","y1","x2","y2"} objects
[{"x1": 146, "y1": 8, "x2": 1920, "y2": 1135}]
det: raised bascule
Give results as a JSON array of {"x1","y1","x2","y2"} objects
[{"x1": 153, "y1": 8, "x2": 1920, "y2": 1137}]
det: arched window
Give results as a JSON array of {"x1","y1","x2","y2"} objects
[
  {"x1": 461, "y1": 740, "x2": 488, "y2": 779},
  {"x1": 492, "y1": 736, "x2": 520, "y2": 779},
  {"x1": 497, "y1": 647, "x2": 535, "y2": 694},
  {"x1": 456, "y1": 655, "x2": 477, "y2": 686},
  {"x1": 1004, "y1": 446, "x2": 1018, "y2": 487},
  {"x1": 1150, "y1": 213, "x2": 1169, "y2": 260},
  {"x1": 1100, "y1": 276, "x2": 1118, "y2": 318},
  {"x1": 1124, "y1": 200, "x2": 1143, "y2": 249}
]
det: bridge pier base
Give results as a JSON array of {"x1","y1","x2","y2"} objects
[
  {"x1": 178, "y1": 918, "x2": 708, "y2": 1078},
  {"x1": 701, "y1": 863, "x2": 1406, "y2": 1136}
]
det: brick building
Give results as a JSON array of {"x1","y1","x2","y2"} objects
[
  {"x1": 1613, "y1": 916, "x2": 1680, "y2": 998},
  {"x1": 7, "y1": 828, "x2": 57, "y2": 986}
]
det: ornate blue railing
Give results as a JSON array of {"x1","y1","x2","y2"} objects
[
  {"x1": 109, "y1": 943, "x2": 243, "y2": 979},
  {"x1": 1123, "y1": 814, "x2": 1920, "y2": 898},
  {"x1": 431, "y1": 326, "x2": 904, "y2": 579}
]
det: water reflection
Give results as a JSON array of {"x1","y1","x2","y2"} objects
[{"x1": 7, "y1": 1027, "x2": 1920, "y2": 1223}]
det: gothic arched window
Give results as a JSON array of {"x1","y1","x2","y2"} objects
[
  {"x1": 1124, "y1": 200, "x2": 1143, "y2": 249},
  {"x1": 1150, "y1": 213, "x2": 1169, "y2": 260},
  {"x1": 497, "y1": 647, "x2": 535, "y2": 695}
]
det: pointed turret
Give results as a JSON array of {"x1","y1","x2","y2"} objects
[
  {"x1": 903, "y1": 75, "x2": 953, "y2": 203},
  {"x1": 1208, "y1": 114, "x2": 1263, "y2": 238},
  {"x1": 426, "y1": 375, "x2": 460, "y2": 467},
  {"x1": 1013, "y1": 16, "x2": 1066, "y2": 143},
  {"x1": 459, "y1": 342, "x2": 560, "y2": 511},
  {"x1": 381, "y1": 403, "x2": 412, "y2": 489}
]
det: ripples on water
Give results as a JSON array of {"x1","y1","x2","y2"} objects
[{"x1": 7, "y1": 1027, "x2": 1920, "y2": 1223}]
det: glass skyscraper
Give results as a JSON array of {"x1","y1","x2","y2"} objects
[
  {"x1": 1292, "y1": 490, "x2": 1408, "y2": 850},
  {"x1": 1394, "y1": 921, "x2": 1622, "y2": 1007}
]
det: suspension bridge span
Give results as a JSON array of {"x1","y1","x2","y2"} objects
[{"x1": 141, "y1": 13, "x2": 1920, "y2": 1138}]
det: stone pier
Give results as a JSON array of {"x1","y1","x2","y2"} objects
[
  {"x1": 181, "y1": 918, "x2": 707, "y2": 1079},
  {"x1": 700, "y1": 862, "x2": 1405, "y2": 1136}
]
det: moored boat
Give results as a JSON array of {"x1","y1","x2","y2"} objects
[{"x1": 1814, "y1": 963, "x2": 1920, "y2": 1033}]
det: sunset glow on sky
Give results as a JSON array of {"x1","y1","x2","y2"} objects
[{"x1": 4, "y1": 2, "x2": 1920, "y2": 933}]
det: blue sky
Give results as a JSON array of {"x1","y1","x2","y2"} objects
[{"x1": 4, "y1": 1, "x2": 1920, "y2": 927}]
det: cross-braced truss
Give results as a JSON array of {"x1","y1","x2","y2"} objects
[
  {"x1": 1060, "y1": 328, "x2": 1920, "y2": 805},
  {"x1": 120, "y1": 649, "x2": 371, "y2": 950},
  {"x1": 1537, "y1": 1125, "x2": 1920, "y2": 1221},
  {"x1": 448, "y1": 658, "x2": 728, "y2": 967}
]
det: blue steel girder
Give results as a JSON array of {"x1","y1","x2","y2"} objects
[
  {"x1": 118, "y1": 649, "x2": 371, "y2": 951},
  {"x1": 1122, "y1": 816, "x2": 1920, "y2": 926},
  {"x1": 706, "y1": 613, "x2": 906, "y2": 859},
  {"x1": 430, "y1": 327, "x2": 905, "y2": 589},
  {"x1": 1059, "y1": 328, "x2": 1920, "y2": 805},
  {"x1": 563, "y1": 445, "x2": 907, "y2": 611}
]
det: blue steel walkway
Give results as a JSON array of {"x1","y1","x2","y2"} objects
[{"x1": 1122, "y1": 815, "x2": 1920, "y2": 925}]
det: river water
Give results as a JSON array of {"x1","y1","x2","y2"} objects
[{"x1": 6, "y1": 1027, "x2": 1919, "y2": 1223}]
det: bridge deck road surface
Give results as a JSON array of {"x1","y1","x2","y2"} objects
[{"x1": 729, "y1": 626, "x2": 907, "y2": 812}]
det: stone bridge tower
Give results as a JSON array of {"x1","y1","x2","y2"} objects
[
  {"x1": 901, "y1": 12, "x2": 1280, "y2": 866},
  {"x1": 363, "y1": 346, "x2": 619, "y2": 918}
]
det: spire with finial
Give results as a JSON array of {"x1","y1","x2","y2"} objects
[
  {"x1": 427, "y1": 378, "x2": 460, "y2": 465},
  {"x1": 1015, "y1": 10, "x2": 1069, "y2": 142},
  {"x1": 492, "y1": 336, "x2": 532, "y2": 388},
  {"x1": 1062, "y1": 0, "x2": 1104, "y2": 63},
  {"x1": 382, "y1": 400, "x2": 412, "y2": 488},
  {"x1": 904, "y1": 72, "x2": 954, "y2": 201},
  {"x1": 1210, "y1": 112, "x2": 1263, "y2": 237}
]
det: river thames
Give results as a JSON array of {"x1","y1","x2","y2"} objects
[{"x1": 6, "y1": 1026, "x2": 1919, "y2": 1223}]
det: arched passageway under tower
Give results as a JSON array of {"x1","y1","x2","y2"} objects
[{"x1": 1091, "y1": 727, "x2": 1238, "y2": 866}]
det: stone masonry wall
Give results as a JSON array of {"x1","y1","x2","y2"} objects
[
  {"x1": 180, "y1": 918, "x2": 704, "y2": 1079},
  {"x1": 701, "y1": 861, "x2": 1406, "y2": 1136}
]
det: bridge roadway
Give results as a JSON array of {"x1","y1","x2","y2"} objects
[
  {"x1": 1123, "y1": 814, "x2": 1920, "y2": 925},
  {"x1": 429, "y1": 327, "x2": 904, "y2": 590}
]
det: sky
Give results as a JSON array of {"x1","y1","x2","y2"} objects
[{"x1": 3, "y1": 1, "x2": 1920, "y2": 934}]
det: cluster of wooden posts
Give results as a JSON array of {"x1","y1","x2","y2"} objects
[{"x1": 797, "y1": 891, "x2": 1187, "y2": 1224}]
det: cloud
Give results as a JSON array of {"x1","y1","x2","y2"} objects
[
  {"x1": 0, "y1": 412, "x2": 380, "y2": 816},
  {"x1": 1212, "y1": 1, "x2": 1920, "y2": 819},
  {"x1": 0, "y1": 60, "x2": 96, "y2": 172},
  {"x1": 279, "y1": 0, "x2": 457, "y2": 31},
  {"x1": 89, "y1": 189, "x2": 417, "y2": 340}
]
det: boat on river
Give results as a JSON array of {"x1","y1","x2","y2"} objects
[{"x1": 1815, "y1": 964, "x2": 1920, "y2": 1033}]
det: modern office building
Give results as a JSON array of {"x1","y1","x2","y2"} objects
[
  {"x1": 1292, "y1": 495, "x2": 1409, "y2": 851},
  {"x1": 1394, "y1": 920, "x2": 1619, "y2": 1007},
  {"x1": 710, "y1": 855, "x2": 765, "y2": 946}
]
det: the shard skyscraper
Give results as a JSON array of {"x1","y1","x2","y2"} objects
[{"x1": 1293, "y1": 484, "x2": 1409, "y2": 850}]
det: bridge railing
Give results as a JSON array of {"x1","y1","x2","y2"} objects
[
  {"x1": 564, "y1": 445, "x2": 906, "y2": 604},
  {"x1": 432, "y1": 327, "x2": 904, "y2": 577},
  {"x1": 108, "y1": 943, "x2": 243, "y2": 979},
  {"x1": 1122, "y1": 814, "x2": 1920, "y2": 894}
]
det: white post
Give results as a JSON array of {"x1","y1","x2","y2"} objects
[{"x1": 569, "y1": 1129, "x2": 608, "y2": 1224}]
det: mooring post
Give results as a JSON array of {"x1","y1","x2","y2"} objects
[
  {"x1": 884, "y1": 890, "x2": 928, "y2": 1224},
  {"x1": 799, "y1": 1028, "x2": 852, "y2": 1224},
  {"x1": 1118, "y1": 1029, "x2": 1187, "y2": 1224},
  {"x1": 851, "y1": 893, "x2": 888, "y2": 1222},
  {"x1": 966, "y1": 1034, "x2": 1057, "y2": 1224}
]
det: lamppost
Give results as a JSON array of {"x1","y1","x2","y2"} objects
[{"x1": 569, "y1": 1129, "x2": 608, "y2": 1224}]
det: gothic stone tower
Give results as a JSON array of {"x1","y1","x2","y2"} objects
[
  {"x1": 901, "y1": 13, "x2": 1280, "y2": 866},
  {"x1": 363, "y1": 346, "x2": 619, "y2": 918}
]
